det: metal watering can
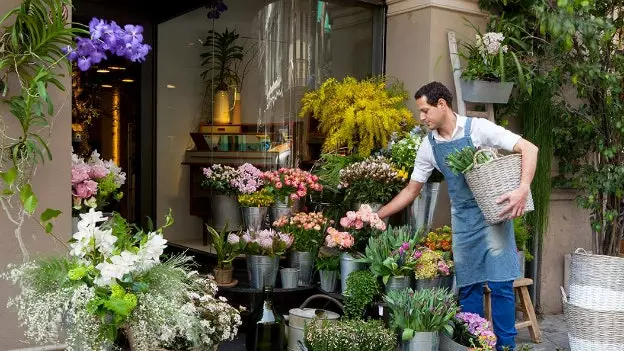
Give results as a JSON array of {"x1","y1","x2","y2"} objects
[{"x1": 285, "y1": 294, "x2": 343, "y2": 351}]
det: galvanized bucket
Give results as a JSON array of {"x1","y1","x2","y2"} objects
[
  {"x1": 319, "y1": 270, "x2": 338, "y2": 292},
  {"x1": 280, "y1": 268, "x2": 300, "y2": 289},
  {"x1": 402, "y1": 331, "x2": 439, "y2": 351},
  {"x1": 404, "y1": 182, "x2": 440, "y2": 235},
  {"x1": 288, "y1": 294, "x2": 343, "y2": 351},
  {"x1": 207, "y1": 194, "x2": 242, "y2": 231},
  {"x1": 247, "y1": 254, "x2": 279, "y2": 289},
  {"x1": 241, "y1": 206, "x2": 268, "y2": 232},
  {"x1": 289, "y1": 251, "x2": 315, "y2": 286},
  {"x1": 340, "y1": 252, "x2": 367, "y2": 293},
  {"x1": 385, "y1": 275, "x2": 412, "y2": 293}
]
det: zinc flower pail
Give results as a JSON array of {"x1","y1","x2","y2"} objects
[
  {"x1": 319, "y1": 270, "x2": 338, "y2": 292},
  {"x1": 241, "y1": 206, "x2": 268, "y2": 232},
  {"x1": 403, "y1": 331, "x2": 439, "y2": 351},
  {"x1": 340, "y1": 252, "x2": 367, "y2": 293},
  {"x1": 288, "y1": 251, "x2": 314, "y2": 286},
  {"x1": 385, "y1": 275, "x2": 412, "y2": 293},
  {"x1": 247, "y1": 255, "x2": 279, "y2": 289}
]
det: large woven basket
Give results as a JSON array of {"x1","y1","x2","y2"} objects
[
  {"x1": 569, "y1": 248, "x2": 624, "y2": 311},
  {"x1": 464, "y1": 149, "x2": 534, "y2": 225},
  {"x1": 562, "y1": 288, "x2": 624, "y2": 351}
]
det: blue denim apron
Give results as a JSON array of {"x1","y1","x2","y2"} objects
[{"x1": 428, "y1": 117, "x2": 520, "y2": 288}]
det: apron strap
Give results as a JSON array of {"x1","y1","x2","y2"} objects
[
  {"x1": 428, "y1": 131, "x2": 436, "y2": 145},
  {"x1": 464, "y1": 117, "x2": 473, "y2": 137}
]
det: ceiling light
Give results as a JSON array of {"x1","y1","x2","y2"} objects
[
  {"x1": 97, "y1": 69, "x2": 110, "y2": 73},
  {"x1": 166, "y1": 84, "x2": 176, "y2": 89},
  {"x1": 122, "y1": 79, "x2": 134, "y2": 83},
  {"x1": 109, "y1": 66, "x2": 126, "y2": 70},
  {"x1": 101, "y1": 84, "x2": 113, "y2": 88}
]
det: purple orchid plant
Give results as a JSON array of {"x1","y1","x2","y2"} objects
[{"x1": 64, "y1": 18, "x2": 152, "y2": 71}]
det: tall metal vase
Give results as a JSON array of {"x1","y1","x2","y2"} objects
[
  {"x1": 340, "y1": 252, "x2": 367, "y2": 293},
  {"x1": 288, "y1": 251, "x2": 314, "y2": 286},
  {"x1": 207, "y1": 194, "x2": 242, "y2": 231},
  {"x1": 270, "y1": 197, "x2": 301, "y2": 223},
  {"x1": 241, "y1": 206, "x2": 268, "y2": 231},
  {"x1": 247, "y1": 254, "x2": 280, "y2": 289},
  {"x1": 402, "y1": 331, "x2": 439, "y2": 351},
  {"x1": 385, "y1": 275, "x2": 412, "y2": 293},
  {"x1": 404, "y1": 182, "x2": 440, "y2": 234},
  {"x1": 319, "y1": 270, "x2": 338, "y2": 292}
]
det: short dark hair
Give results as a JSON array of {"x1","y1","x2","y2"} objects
[{"x1": 414, "y1": 81, "x2": 453, "y2": 107}]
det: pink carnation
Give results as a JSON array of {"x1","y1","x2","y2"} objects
[{"x1": 74, "y1": 180, "x2": 98, "y2": 199}]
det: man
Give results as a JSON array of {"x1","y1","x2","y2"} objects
[{"x1": 377, "y1": 81, "x2": 538, "y2": 351}]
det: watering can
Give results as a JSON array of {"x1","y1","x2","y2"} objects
[{"x1": 285, "y1": 294, "x2": 343, "y2": 351}]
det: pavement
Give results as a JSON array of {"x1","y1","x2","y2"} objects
[{"x1": 516, "y1": 313, "x2": 570, "y2": 351}]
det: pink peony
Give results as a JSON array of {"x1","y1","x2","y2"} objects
[
  {"x1": 359, "y1": 204, "x2": 373, "y2": 213},
  {"x1": 346, "y1": 211, "x2": 357, "y2": 221},
  {"x1": 74, "y1": 180, "x2": 98, "y2": 199},
  {"x1": 339, "y1": 217, "x2": 351, "y2": 228},
  {"x1": 71, "y1": 164, "x2": 91, "y2": 184},
  {"x1": 89, "y1": 164, "x2": 110, "y2": 179},
  {"x1": 354, "y1": 219, "x2": 364, "y2": 230}
]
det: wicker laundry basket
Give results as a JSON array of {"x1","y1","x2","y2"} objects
[
  {"x1": 569, "y1": 248, "x2": 624, "y2": 311},
  {"x1": 464, "y1": 149, "x2": 534, "y2": 225},
  {"x1": 562, "y1": 287, "x2": 624, "y2": 351}
]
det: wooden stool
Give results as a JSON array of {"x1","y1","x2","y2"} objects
[{"x1": 483, "y1": 278, "x2": 542, "y2": 343}]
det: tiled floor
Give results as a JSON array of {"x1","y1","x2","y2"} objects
[{"x1": 516, "y1": 314, "x2": 569, "y2": 350}]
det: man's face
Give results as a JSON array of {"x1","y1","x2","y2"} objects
[{"x1": 416, "y1": 96, "x2": 447, "y2": 130}]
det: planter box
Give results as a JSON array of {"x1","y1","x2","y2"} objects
[{"x1": 460, "y1": 79, "x2": 514, "y2": 104}]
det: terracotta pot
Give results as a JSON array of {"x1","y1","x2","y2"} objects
[{"x1": 214, "y1": 267, "x2": 233, "y2": 284}]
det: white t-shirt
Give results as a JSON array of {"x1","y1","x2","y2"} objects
[{"x1": 410, "y1": 114, "x2": 522, "y2": 183}]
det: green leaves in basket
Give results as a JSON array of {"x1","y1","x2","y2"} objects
[{"x1": 445, "y1": 146, "x2": 492, "y2": 175}]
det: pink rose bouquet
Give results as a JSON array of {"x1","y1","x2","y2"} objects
[
  {"x1": 234, "y1": 229, "x2": 293, "y2": 256},
  {"x1": 324, "y1": 227, "x2": 355, "y2": 251},
  {"x1": 339, "y1": 204, "x2": 386, "y2": 253},
  {"x1": 273, "y1": 212, "x2": 332, "y2": 252},
  {"x1": 451, "y1": 312, "x2": 497, "y2": 350},
  {"x1": 72, "y1": 150, "x2": 126, "y2": 216},
  {"x1": 262, "y1": 168, "x2": 323, "y2": 204}
]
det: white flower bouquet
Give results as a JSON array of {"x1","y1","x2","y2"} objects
[{"x1": 2, "y1": 209, "x2": 243, "y2": 350}]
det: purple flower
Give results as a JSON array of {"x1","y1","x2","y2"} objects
[
  {"x1": 89, "y1": 18, "x2": 107, "y2": 40},
  {"x1": 123, "y1": 24, "x2": 143, "y2": 45}
]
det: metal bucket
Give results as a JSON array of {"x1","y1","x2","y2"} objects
[
  {"x1": 340, "y1": 252, "x2": 367, "y2": 293},
  {"x1": 319, "y1": 270, "x2": 338, "y2": 292},
  {"x1": 405, "y1": 182, "x2": 440, "y2": 235},
  {"x1": 385, "y1": 275, "x2": 412, "y2": 293},
  {"x1": 280, "y1": 268, "x2": 300, "y2": 289},
  {"x1": 439, "y1": 331, "x2": 470, "y2": 351},
  {"x1": 270, "y1": 198, "x2": 300, "y2": 223},
  {"x1": 207, "y1": 194, "x2": 242, "y2": 231},
  {"x1": 247, "y1": 255, "x2": 279, "y2": 289},
  {"x1": 414, "y1": 277, "x2": 443, "y2": 290},
  {"x1": 241, "y1": 206, "x2": 268, "y2": 232},
  {"x1": 402, "y1": 331, "x2": 439, "y2": 351},
  {"x1": 288, "y1": 294, "x2": 343, "y2": 351},
  {"x1": 289, "y1": 251, "x2": 314, "y2": 286}
]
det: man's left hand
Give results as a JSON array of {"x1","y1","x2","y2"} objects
[{"x1": 496, "y1": 184, "x2": 530, "y2": 219}]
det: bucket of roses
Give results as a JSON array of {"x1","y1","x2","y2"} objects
[
  {"x1": 262, "y1": 167, "x2": 323, "y2": 221},
  {"x1": 2, "y1": 209, "x2": 244, "y2": 350},
  {"x1": 273, "y1": 211, "x2": 331, "y2": 286}
]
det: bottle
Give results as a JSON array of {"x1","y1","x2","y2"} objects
[{"x1": 246, "y1": 286, "x2": 286, "y2": 351}]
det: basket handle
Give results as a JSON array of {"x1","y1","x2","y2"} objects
[
  {"x1": 299, "y1": 294, "x2": 344, "y2": 312},
  {"x1": 574, "y1": 248, "x2": 589, "y2": 254},
  {"x1": 560, "y1": 286, "x2": 568, "y2": 304},
  {"x1": 472, "y1": 148, "x2": 498, "y2": 168}
]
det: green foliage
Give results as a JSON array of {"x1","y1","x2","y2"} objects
[
  {"x1": 315, "y1": 254, "x2": 340, "y2": 271},
  {"x1": 513, "y1": 216, "x2": 534, "y2": 261},
  {"x1": 445, "y1": 146, "x2": 493, "y2": 175},
  {"x1": 358, "y1": 225, "x2": 418, "y2": 284},
  {"x1": 206, "y1": 224, "x2": 239, "y2": 269},
  {"x1": 299, "y1": 76, "x2": 415, "y2": 157},
  {"x1": 343, "y1": 270, "x2": 379, "y2": 320},
  {"x1": 304, "y1": 318, "x2": 396, "y2": 351},
  {"x1": 535, "y1": 0, "x2": 624, "y2": 255},
  {"x1": 200, "y1": 28, "x2": 243, "y2": 90},
  {"x1": 384, "y1": 287, "x2": 458, "y2": 340}
]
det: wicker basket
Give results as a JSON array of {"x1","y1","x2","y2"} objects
[
  {"x1": 464, "y1": 149, "x2": 534, "y2": 225},
  {"x1": 562, "y1": 287, "x2": 624, "y2": 351},
  {"x1": 569, "y1": 248, "x2": 624, "y2": 311}
]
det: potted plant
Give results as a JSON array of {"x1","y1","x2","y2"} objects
[
  {"x1": 315, "y1": 250, "x2": 340, "y2": 292},
  {"x1": 262, "y1": 167, "x2": 323, "y2": 220},
  {"x1": 232, "y1": 228, "x2": 293, "y2": 289},
  {"x1": 384, "y1": 287, "x2": 459, "y2": 351},
  {"x1": 358, "y1": 225, "x2": 418, "y2": 292},
  {"x1": 457, "y1": 21, "x2": 525, "y2": 104},
  {"x1": 201, "y1": 163, "x2": 241, "y2": 230},
  {"x1": 206, "y1": 224, "x2": 241, "y2": 285},
  {"x1": 273, "y1": 211, "x2": 330, "y2": 286},
  {"x1": 304, "y1": 318, "x2": 396, "y2": 351},
  {"x1": 71, "y1": 150, "x2": 126, "y2": 232},
  {"x1": 299, "y1": 75, "x2": 415, "y2": 157},
  {"x1": 336, "y1": 205, "x2": 386, "y2": 292},
  {"x1": 343, "y1": 270, "x2": 379, "y2": 320},
  {"x1": 200, "y1": 28, "x2": 243, "y2": 125},
  {"x1": 2, "y1": 209, "x2": 244, "y2": 350},
  {"x1": 339, "y1": 155, "x2": 407, "y2": 210},
  {"x1": 413, "y1": 247, "x2": 455, "y2": 290},
  {"x1": 439, "y1": 312, "x2": 497, "y2": 351}
]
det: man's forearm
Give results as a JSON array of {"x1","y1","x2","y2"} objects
[
  {"x1": 377, "y1": 181, "x2": 423, "y2": 219},
  {"x1": 515, "y1": 139, "x2": 539, "y2": 190}
]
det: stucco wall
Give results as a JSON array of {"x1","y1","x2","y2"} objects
[{"x1": 0, "y1": 0, "x2": 72, "y2": 349}]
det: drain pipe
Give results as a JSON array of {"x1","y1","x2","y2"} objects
[{"x1": 528, "y1": 226, "x2": 541, "y2": 311}]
